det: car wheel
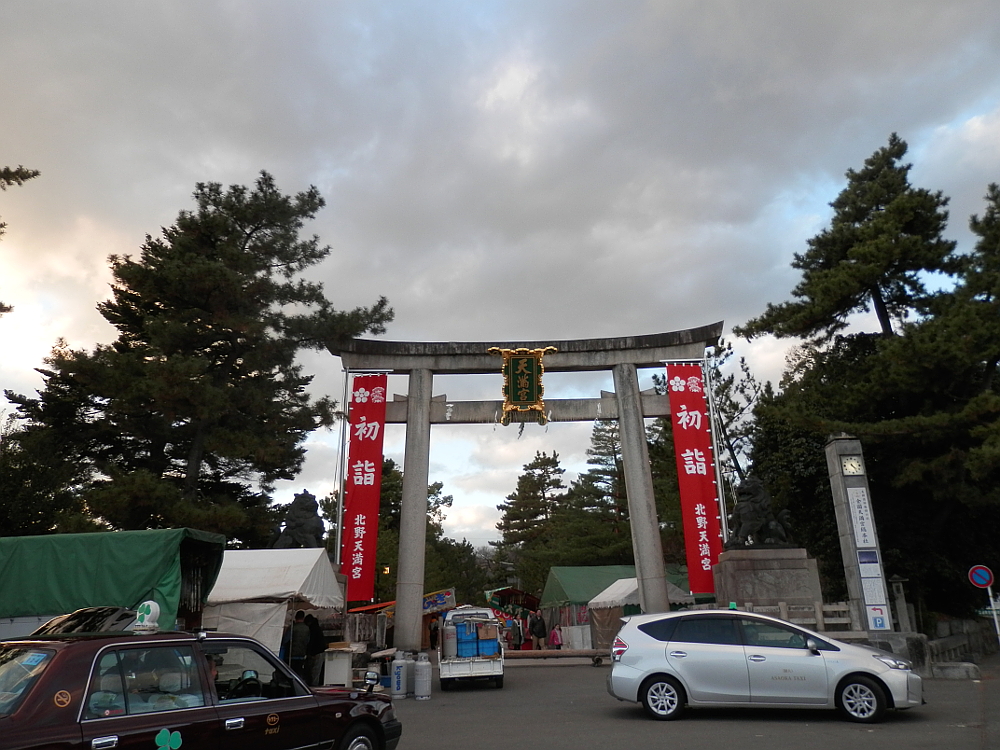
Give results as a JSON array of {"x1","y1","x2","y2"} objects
[
  {"x1": 494, "y1": 675, "x2": 504, "y2": 689},
  {"x1": 837, "y1": 675, "x2": 887, "y2": 723},
  {"x1": 440, "y1": 678, "x2": 452, "y2": 691},
  {"x1": 640, "y1": 675, "x2": 685, "y2": 720},
  {"x1": 339, "y1": 723, "x2": 378, "y2": 750}
]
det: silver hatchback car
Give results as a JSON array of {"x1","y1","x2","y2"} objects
[{"x1": 607, "y1": 610, "x2": 922, "y2": 723}]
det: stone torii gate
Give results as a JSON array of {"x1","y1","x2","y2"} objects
[{"x1": 328, "y1": 322, "x2": 722, "y2": 652}]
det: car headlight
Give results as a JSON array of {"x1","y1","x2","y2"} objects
[{"x1": 874, "y1": 654, "x2": 911, "y2": 670}]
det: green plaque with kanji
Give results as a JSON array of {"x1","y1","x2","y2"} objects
[
  {"x1": 505, "y1": 354, "x2": 541, "y2": 405},
  {"x1": 488, "y1": 346, "x2": 557, "y2": 425}
]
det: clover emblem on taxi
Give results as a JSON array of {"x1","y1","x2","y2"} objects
[{"x1": 155, "y1": 728, "x2": 182, "y2": 750}]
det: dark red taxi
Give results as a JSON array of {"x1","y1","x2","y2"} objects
[{"x1": 0, "y1": 629, "x2": 401, "y2": 750}]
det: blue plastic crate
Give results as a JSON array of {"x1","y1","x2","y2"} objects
[
  {"x1": 457, "y1": 640, "x2": 479, "y2": 658},
  {"x1": 478, "y1": 639, "x2": 498, "y2": 657},
  {"x1": 456, "y1": 622, "x2": 478, "y2": 641}
]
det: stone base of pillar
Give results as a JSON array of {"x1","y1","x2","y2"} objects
[{"x1": 713, "y1": 547, "x2": 823, "y2": 610}]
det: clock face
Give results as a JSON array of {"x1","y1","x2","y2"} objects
[{"x1": 841, "y1": 455, "x2": 865, "y2": 475}]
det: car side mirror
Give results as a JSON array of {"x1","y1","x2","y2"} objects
[
  {"x1": 806, "y1": 638, "x2": 820, "y2": 655},
  {"x1": 364, "y1": 670, "x2": 380, "y2": 693}
]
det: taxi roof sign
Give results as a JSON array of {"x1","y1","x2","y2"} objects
[{"x1": 130, "y1": 600, "x2": 161, "y2": 633}]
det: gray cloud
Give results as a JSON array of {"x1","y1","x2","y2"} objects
[{"x1": 4, "y1": 1, "x2": 1000, "y2": 543}]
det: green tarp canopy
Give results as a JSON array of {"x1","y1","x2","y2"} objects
[
  {"x1": 0, "y1": 528, "x2": 225, "y2": 627},
  {"x1": 539, "y1": 566, "x2": 638, "y2": 608},
  {"x1": 539, "y1": 565, "x2": 692, "y2": 608}
]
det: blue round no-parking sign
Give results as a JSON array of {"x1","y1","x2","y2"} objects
[{"x1": 969, "y1": 565, "x2": 994, "y2": 588}]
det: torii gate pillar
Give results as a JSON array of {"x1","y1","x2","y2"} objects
[
  {"x1": 613, "y1": 362, "x2": 670, "y2": 614},
  {"x1": 329, "y1": 323, "x2": 722, "y2": 652},
  {"x1": 396, "y1": 368, "x2": 432, "y2": 651}
]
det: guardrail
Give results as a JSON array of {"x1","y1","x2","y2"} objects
[{"x1": 504, "y1": 648, "x2": 606, "y2": 666}]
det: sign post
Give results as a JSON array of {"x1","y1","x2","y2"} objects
[{"x1": 969, "y1": 565, "x2": 1000, "y2": 651}]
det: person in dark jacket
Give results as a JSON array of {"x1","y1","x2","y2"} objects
[
  {"x1": 428, "y1": 614, "x2": 440, "y2": 650},
  {"x1": 289, "y1": 610, "x2": 310, "y2": 680},
  {"x1": 305, "y1": 613, "x2": 327, "y2": 686},
  {"x1": 528, "y1": 610, "x2": 547, "y2": 650}
]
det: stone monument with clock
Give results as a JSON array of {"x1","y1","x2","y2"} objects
[{"x1": 825, "y1": 434, "x2": 894, "y2": 638}]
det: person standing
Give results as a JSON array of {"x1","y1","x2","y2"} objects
[
  {"x1": 511, "y1": 617, "x2": 523, "y2": 650},
  {"x1": 548, "y1": 623, "x2": 563, "y2": 650},
  {"x1": 428, "y1": 614, "x2": 440, "y2": 651},
  {"x1": 305, "y1": 613, "x2": 327, "y2": 686},
  {"x1": 289, "y1": 610, "x2": 310, "y2": 680},
  {"x1": 528, "y1": 610, "x2": 547, "y2": 650}
]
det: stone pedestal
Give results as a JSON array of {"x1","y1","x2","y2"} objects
[{"x1": 713, "y1": 548, "x2": 823, "y2": 609}]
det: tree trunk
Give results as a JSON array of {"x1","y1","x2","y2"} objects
[
  {"x1": 184, "y1": 421, "x2": 209, "y2": 497},
  {"x1": 869, "y1": 286, "x2": 894, "y2": 336}
]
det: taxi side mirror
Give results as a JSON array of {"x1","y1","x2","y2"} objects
[
  {"x1": 806, "y1": 638, "x2": 820, "y2": 655},
  {"x1": 364, "y1": 670, "x2": 380, "y2": 693}
]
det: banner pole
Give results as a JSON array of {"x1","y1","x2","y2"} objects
[
  {"x1": 333, "y1": 368, "x2": 350, "y2": 567},
  {"x1": 702, "y1": 352, "x2": 730, "y2": 544}
]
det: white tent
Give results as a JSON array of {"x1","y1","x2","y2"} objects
[
  {"x1": 203, "y1": 548, "x2": 344, "y2": 655},
  {"x1": 587, "y1": 577, "x2": 695, "y2": 650},
  {"x1": 588, "y1": 577, "x2": 694, "y2": 609}
]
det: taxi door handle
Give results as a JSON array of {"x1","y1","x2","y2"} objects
[
  {"x1": 225, "y1": 718, "x2": 245, "y2": 730},
  {"x1": 748, "y1": 655, "x2": 766, "y2": 662},
  {"x1": 92, "y1": 737, "x2": 119, "y2": 750},
  {"x1": 669, "y1": 651, "x2": 687, "y2": 658}
]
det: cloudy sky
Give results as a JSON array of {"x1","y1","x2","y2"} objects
[{"x1": 3, "y1": 1, "x2": 1000, "y2": 547}]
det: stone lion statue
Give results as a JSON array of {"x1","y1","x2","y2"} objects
[
  {"x1": 725, "y1": 476, "x2": 792, "y2": 549},
  {"x1": 270, "y1": 489, "x2": 325, "y2": 548}
]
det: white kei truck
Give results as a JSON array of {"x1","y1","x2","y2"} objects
[{"x1": 438, "y1": 606, "x2": 505, "y2": 690}]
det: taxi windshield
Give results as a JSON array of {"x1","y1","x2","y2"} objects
[{"x1": 0, "y1": 647, "x2": 54, "y2": 717}]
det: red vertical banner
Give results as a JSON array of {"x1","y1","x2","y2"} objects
[
  {"x1": 340, "y1": 374, "x2": 387, "y2": 602},
  {"x1": 666, "y1": 363, "x2": 723, "y2": 595}
]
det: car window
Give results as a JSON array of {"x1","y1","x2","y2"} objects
[
  {"x1": 637, "y1": 617, "x2": 678, "y2": 642},
  {"x1": 84, "y1": 652, "x2": 127, "y2": 719},
  {"x1": 108, "y1": 646, "x2": 206, "y2": 715},
  {"x1": 33, "y1": 607, "x2": 136, "y2": 635},
  {"x1": 805, "y1": 635, "x2": 840, "y2": 651},
  {"x1": 671, "y1": 616, "x2": 740, "y2": 645},
  {"x1": 203, "y1": 642, "x2": 307, "y2": 703},
  {"x1": 740, "y1": 620, "x2": 808, "y2": 649},
  {"x1": 0, "y1": 647, "x2": 54, "y2": 717}
]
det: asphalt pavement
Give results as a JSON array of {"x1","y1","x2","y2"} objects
[{"x1": 392, "y1": 652, "x2": 1000, "y2": 750}]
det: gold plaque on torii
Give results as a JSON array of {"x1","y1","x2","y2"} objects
[{"x1": 488, "y1": 346, "x2": 557, "y2": 425}]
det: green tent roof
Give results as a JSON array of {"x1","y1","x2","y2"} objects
[
  {"x1": 539, "y1": 565, "x2": 692, "y2": 608},
  {"x1": 539, "y1": 565, "x2": 638, "y2": 607},
  {"x1": 0, "y1": 528, "x2": 225, "y2": 626}
]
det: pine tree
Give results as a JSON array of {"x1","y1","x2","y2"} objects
[
  {"x1": 737, "y1": 134, "x2": 957, "y2": 343},
  {"x1": 556, "y1": 421, "x2": 629, "y2": 546},
  {"x1": 743, "y1": 182, "x2": 1000, "y2": 617},
  {"x1": 495, "y1": 451, "x2": 565, "y2": 547},
  {"x1": 493, "y1": 451, "x2": 566, "y2": 594},
  {"x1": 528, "y1": 421, "x2": 632, "y2": 567},
  {"x1": 3, "y1": 173, "x2": 392, "y2": 542}
]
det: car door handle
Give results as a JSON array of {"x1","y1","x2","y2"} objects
[
  {"x1": 669, "y1": 651, "x2": 687, "y2": 658},
  {"x1": 225, "y1": 718, "x2": 245, "y2": 730},
  {"x1": 748, "y1": 654, "x2": 766, "y2": 662},
  {"x1": 92, "y1": 737, "x2": 119, "y2": 750}
]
